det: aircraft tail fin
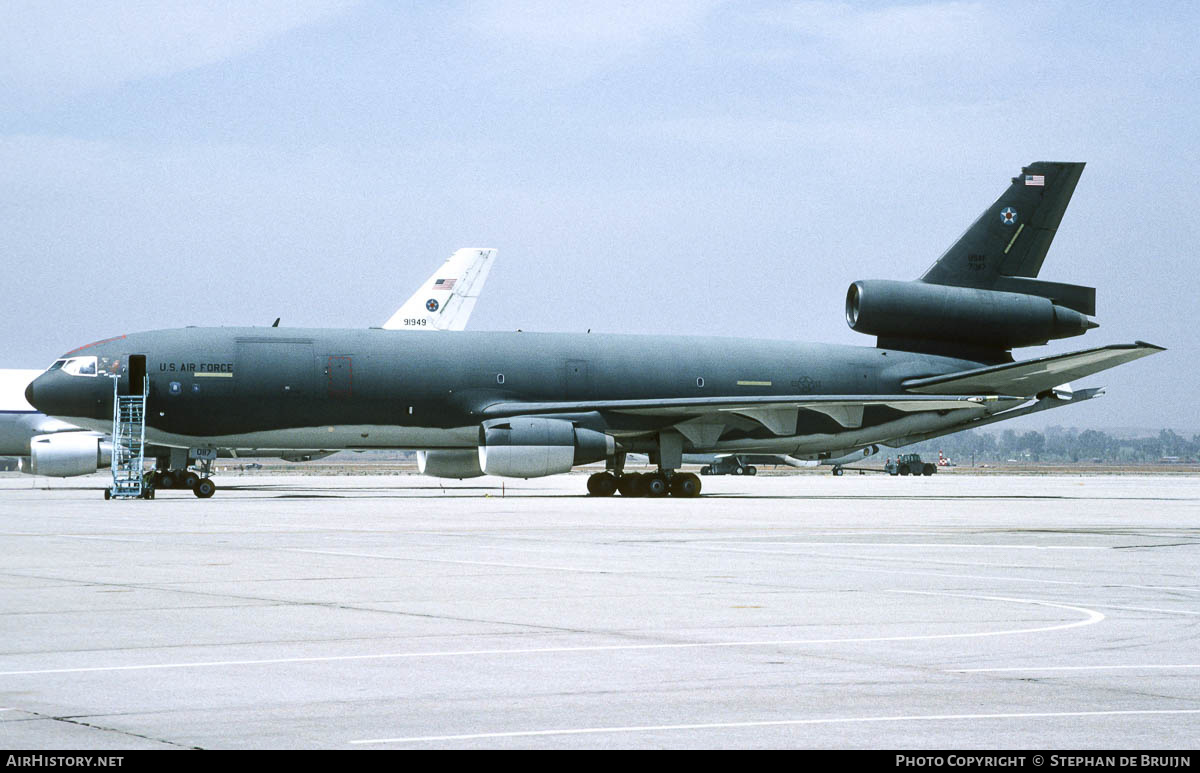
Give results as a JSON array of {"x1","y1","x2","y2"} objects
[
  {"x1": 382, "y1": 248, "x2": 497, "y2": 331},
  {"x1": 920, "y1": 161, "x2": 1093, "y2": 314}
]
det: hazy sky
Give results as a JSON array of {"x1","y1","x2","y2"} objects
[{"x1": 1, "y1": 1, "x2": 1196, "y2": 430}]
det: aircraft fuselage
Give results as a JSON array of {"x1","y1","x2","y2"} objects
[{"x1": 26, "y1": 327, "x2": 990, "y2": 455}]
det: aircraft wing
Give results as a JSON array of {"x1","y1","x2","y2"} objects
[
  {"x1": 483, "y1": 394, "x2": 1013, "y2": 417},
  {"x1": 480, "y1": 394, "x2": 1017, "y2": 435},
  {"x1": 381, "y1": 248, "x2": 497, "y2": 331},
  {"x1": 901, "y1": 341, "x2": 1164, "y2": 396}
]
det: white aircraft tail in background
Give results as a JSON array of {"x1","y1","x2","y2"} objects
[{"x1": 382, "y1": 248, "x2": 497, "y2": 331}]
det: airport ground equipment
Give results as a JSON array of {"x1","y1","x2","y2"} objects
[
  {"x1": 107, "y1": 374, "x2": 150, "y2": 500},
  {"x1": 885, "y1": 453, "x2": 936, "y2": 476}
]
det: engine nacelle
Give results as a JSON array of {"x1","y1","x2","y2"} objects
[
  {"x1": 478, "y1": 417, "x2": 614, "y2": 478},
  {"x1": 846, "y1": 280, "x2": 1096, "y2": 349},
  {"x1": 28, "y1": 433, "x2": 111, "y2": 477},
  {"x1": 418, "y1": 449, "x2": 484, "y2": 479},
  {"x1": 281, "y1": 451, "x2": 336, "y2": 463},
  {"x1": 822, "y1": 445, "x2": 880, "y2": 466}
]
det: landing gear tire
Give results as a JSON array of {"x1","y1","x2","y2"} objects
[
  {"x1": 700, "y1": 466, "x2": 712, "y2": 476},
  {"x1": 644, "y1": 473, "x2": 670, "y2": 498},
  {"x1": 745, "y1": 466, "x2": 758, "y2": 476},
  {"x1": 587, "y1": 472, "x2": 618, "y2": 497},
  {"x1": 832, "y1": 466, "x2": 844, "y2": 476},
  {"x1": 732, "y1": 465, "x2": 745, "y2": 476},
  {"x1": 159, "y1": 471, "x2": 176, "y2": 489},
  {"x1": 670, "y1": 473, "x2": 702, "y2": 498},
  {"x1": 181, "y1": 472, "x2": 200, "y2": 490},
  {"x1": 193, "y1": 478, "x2": 217, "y2": 498},
  {"x1": 617, "y1": 473, "x2": 647, "y2": 497}
]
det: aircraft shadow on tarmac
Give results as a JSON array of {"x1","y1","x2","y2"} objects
[{"x1": 105, "y1": 484, "x2": 1131, "y2": 502}]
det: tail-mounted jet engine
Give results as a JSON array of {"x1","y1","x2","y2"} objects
[
  {"x1": 845, "y1": 280, "x2": 1097, "y2": 350},
  {"x1": 478, "y1": 417, "x2": 614, "y2": 478},
  {"x1": 28, "y1": 433, "x2": 111, "y2": 477}
]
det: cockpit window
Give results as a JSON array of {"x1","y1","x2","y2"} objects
[
  {"x1": 61, "y1": 356, "x2": 98, "y2": 377},
  {"x1": 48, "y1": 360, "x2": 65, "y2": 371}
]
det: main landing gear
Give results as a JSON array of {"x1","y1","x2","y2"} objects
[{"x1": 586, "y1": 470, "x2": 702, "y2": 498}]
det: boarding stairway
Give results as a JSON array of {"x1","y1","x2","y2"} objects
[{"x1": 108, "y1": 374, "x2": 151, "y2": 500}]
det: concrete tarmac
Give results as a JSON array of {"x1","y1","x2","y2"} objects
[{"x1": 0, "y1": 472, "x2": 1197, "y2": 749}]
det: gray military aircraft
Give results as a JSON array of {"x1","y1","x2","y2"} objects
[{"x1": 25, "y1": 163, "x2": 1163, "y2": 498}]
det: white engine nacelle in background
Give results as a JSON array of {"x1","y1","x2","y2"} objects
[
  {"x1": 280, "y1": 451, "x2": 336, "y2": 463},
  {"x1": 824, "y1": 444, "x2": 880, "y2": 466},
  {"x1": 418, "y1": 449, "x2": 484, "y2": 479},
  {"x1": 478, "y1": 417, "x2": 614, "y2": 479},
  {"x1": 28, "y1": 433, "x2": 111, "y2": 477}
]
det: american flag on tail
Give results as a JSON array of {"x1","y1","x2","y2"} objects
[{"x1": 434, "y1": 278, "x2": 457, "y2": 290}]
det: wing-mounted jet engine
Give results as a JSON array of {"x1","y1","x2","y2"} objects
[
  {"x1": 477, "y1": 417, "x2": 614, "y2": 478},
  {"x1": 419, "y1": 418, "x2": 615, "y2": 481}
]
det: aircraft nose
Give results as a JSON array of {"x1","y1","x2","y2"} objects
[
  {"x1": 25, "y1": 369, "x2": 106, "y2": 419},
  {"x1": 25, "y1": 371, "x2": 55, "y2": 413}
]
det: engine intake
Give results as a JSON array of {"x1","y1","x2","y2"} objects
[
  {"x1": 478, "y1": 417, "x2": 613, "y2": 478},
  {"x1": 28, "y1": 433, "x2": 111, "y2": 477},
  {"x1": 846, "y1": 280, "x2": 1097, "y2": 349}
]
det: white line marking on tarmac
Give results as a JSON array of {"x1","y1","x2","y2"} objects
[
  {"x1": 0, "y1": 592, "x2": 1102, "y2": 677},
  {"x1": 349, "y1": 709, "x2": 1200, "y2": 745},
  {"x1": 949, "y1": 664, "x2": 1200, "y2": 673},
  {"x1": 888, "y1": 591, "x2": 1105, "y2": 629}
]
